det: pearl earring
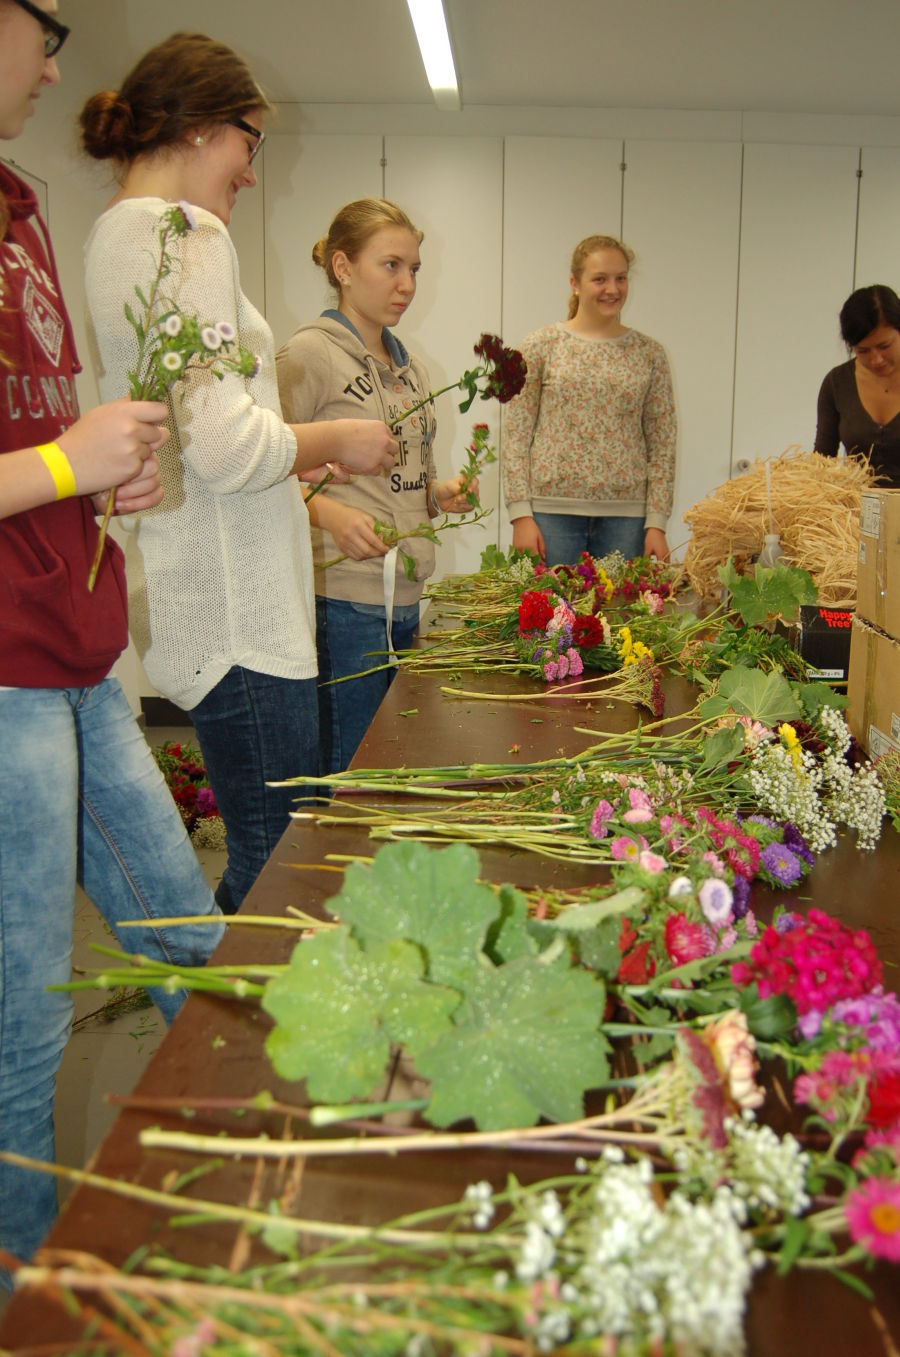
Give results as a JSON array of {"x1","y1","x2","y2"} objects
[{"x1": 194, "y1": 135, "x2": 205, "y2": 146}]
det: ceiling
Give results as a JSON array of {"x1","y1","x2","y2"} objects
[{"x1": 70, "y1": 0, "x2": 900, "y2": 119}]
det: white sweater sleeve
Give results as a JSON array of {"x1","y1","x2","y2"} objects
[{"x1": 86, "y1": 202, "x2": 297, "y2": 496}]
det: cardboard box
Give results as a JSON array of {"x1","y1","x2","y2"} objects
[
  {"x1": 794, "y1": 604, "x2": 853, "y2": 682},
  {"x1": 847, "y1": 615, "x2": 900, "y2": 758},
  {"x1": 857, "y1": 488, "x2": 900, "y2": 641}
]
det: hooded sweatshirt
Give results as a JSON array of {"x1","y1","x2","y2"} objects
[
  {"x1": 276, "y1": 313, "x2": 437, "y2": 606},
  {"x1": 0, "y1": 162, "x2": 127, "y2": 687}
]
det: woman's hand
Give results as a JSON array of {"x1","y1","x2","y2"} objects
[
  {"x1": 431, "y1": 475, "x2": 477, "y2": 516},
  {"x1": 512, "y1": 515, "x2": 545, "y2": 561},
  {"x1": 91, "y1": 453, "x2": 164, "y2": 516},
  {"x1": 643, "y1": 527, "x2": 669, "y2": 561},
  {"x1": 331, "y1": 420, "x2": 398, "y2": 475},
  {"x1": 311, "y1": 499, "x2": 390, "y2": 561},
  {"x1": 299, "y1": 462, "x2": 352, "y2": 486},
  {"x1": 58, "y1": 399, "x2": 170, "y2": 496}
]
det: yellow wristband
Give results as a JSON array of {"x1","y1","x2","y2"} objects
[{"x1": 35, "y1": 441, "x2": 77, "y2": 500}]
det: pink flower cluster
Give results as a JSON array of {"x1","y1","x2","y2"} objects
[
  {"x1": 544, "y1": 648, "x2": 583, "y2": 682},
  {"x1": 731, "y1": 909, "x2": 882, "y2": 1017},
  {"x1": 695, "y1": 807, "x2": 761, "y2": 881}
]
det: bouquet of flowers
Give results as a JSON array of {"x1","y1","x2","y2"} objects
[
  {"x1": 88, "y1": 202, "x2": 259, "y2": 591},
  {"x1": 152, "y1": 740, "x2": 225, "y2": 849}
]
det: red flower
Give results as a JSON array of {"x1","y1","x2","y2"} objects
[
  {"x1": 868, "y1": 1073, "x2": 900, "y2": 1129},
  {"x1": 617, "y1": 940, "x2": 656, "y2": 985},
  {"x1": 518, "y1": 590, "x2": 555, "y2": 633},
  {"x1": 572, "y1": 615, "x2": 607, "y2": 648},
  {"x1": 473, "y1": 333, "x2": 527, "y2": 404}
]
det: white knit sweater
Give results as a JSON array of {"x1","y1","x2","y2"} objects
[{"x1": 84, "y1": 199, "x2": 316, "y2": 710}]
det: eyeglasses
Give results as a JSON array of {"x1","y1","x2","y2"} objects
[
  {"x1": 228, "y1": 116, "x2": 265, "y2": 165},
  {"x1": 12, "y1": 0, "x2": 70, "y2": 57}
]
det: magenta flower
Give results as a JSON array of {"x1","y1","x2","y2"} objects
[
  {"x1": 832, "y1": 986, "x2": 900, "y2": 1052},
  {"x1": 543, "y1": 660, "x2": 558, "y2": 681},
  {"x1": 623, "y1": 787, "x2": 654, "y2": 825},
  {"x1": 665, "y1": 912, "x2": 715, "y2": 966},
  {"x1": 566, "y1": 648, "x2": 584, "y2": 677},
  {"x1": 845, "y1": 1179, "x2": 900, "y2": 1262},
  {"x1": 611, "y1": 836, "x2": 643, "y2": 862}
]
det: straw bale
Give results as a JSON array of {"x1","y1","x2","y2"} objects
[{"x1": 681, "y1": 448, "x2": 875, "y2": 605}]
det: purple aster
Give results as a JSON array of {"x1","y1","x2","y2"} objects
[
  {"x1": 782, "y1": 822, "x2": 815, "y2": 866},
  {"x1": 831, "y1": 987, "x2": 900, "y2": 1052},
  {"x1": 774, "y1": 910, "x2": 804, "y2": 934},
  {"x1": 760, "y1": 841, "x2": 803, "y2": 886},
  {"x1": 731, "y1": 875, "x2": 752, "y2": 920}
]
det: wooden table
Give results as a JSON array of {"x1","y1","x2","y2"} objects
[{"x1": 2, "y1": 662, "x2": 899, "y2": 1353}]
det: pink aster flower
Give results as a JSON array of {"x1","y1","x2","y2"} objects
[
  {"x1": 543, "y1": 660, "x2": 558, "y2": 681},
  {"x1": 623, "y1": 787, "x2": 654, "y2": 824},
  {"x1": 845, "y1": 1178, "x2": 900, "y2": 1262},
  {"x1": 639, "y1": 849, "x2": 668, "y2": 874},
  {"x1": 611, "y1": 835, "x2": 642, "y2": 862},
  {"x1": 589, "y1": 800, "x2": 615, "y2": 840},
  {"x1": 665, "y1": 912, "x2": 715, "y2": 966},
  {"x1": 701, "y1": 850, "x2": 725, "y2": 877}
]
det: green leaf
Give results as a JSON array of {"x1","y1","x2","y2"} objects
[
  {"x1": 574, "y1": 914, "x2": 623, "y2": 979},
  {"x1": 548, "y1": 886, "x2": 646, "y2": 932},
  {"x1": 776, "y1": 1215, "x2": 810, "y2": 1274},
  {"x1": 738, "y1": 988, "x2": 798, "y2": 1040},
  {"x1": 327, "y1": 842, "x2": 500, "y2": 991},
  {"x1": 262, "y1": 930, "x2": 459, "y2": 1102},
  {"x1": 828, "y1": 1268, "x2": 875, "y2": 1301},
  {"x1": 718, "y1": 558, "x2": 817, "y2": 625},
  {"x1": 400, "y1": 548, "x2": 417, "y2": 582},
  {"x1": 418, "y1": 958, "x2": 611, "y2": 1130},
  {"x1": 700, "y1": 724, "x2": 746, "y2": 770},
  {"x1": 794, "y1": 678, "x2": 848, "y2": 717},
  {"x1": 698, "y1": 664, "x2": 802, "y2": 725},
  {"x1": 484, "y1": 885, "x2": 538, "y2": 963}
]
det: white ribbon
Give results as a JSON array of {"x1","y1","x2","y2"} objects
[{"x1": 382, "y1": 546, "x2": 399, "y2": 665}]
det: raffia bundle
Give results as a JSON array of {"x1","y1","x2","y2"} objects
[{"x1": 681, "y1": 448, "x2": 874, "y2": 605}]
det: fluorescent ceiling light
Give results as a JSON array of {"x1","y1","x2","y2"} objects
[{"x1": 406, "y1": 0, "x2": 461, "y2": 111}]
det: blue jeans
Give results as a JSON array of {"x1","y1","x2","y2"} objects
[
  {"x1": 316, "y1": 597, "x2": 419, "y2": 774},
  {"x1": 0, "y1": 678, "x2": 223, "y2": 1281},
  {"x1": 534, "y1": 513, "x2": 646, "y2": 566},
  {"x1": 190, "y1": 666, "x2": 320, "y2": 913}
]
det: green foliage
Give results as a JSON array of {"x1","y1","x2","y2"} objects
[
  {"x1": 261, "y1": 842, "x2": 613, "y2": 1130},
  {"x1": 700, "y1": 724, "x2": 747, "y2": 770},
  {"x1": 698, "y1": 664, "x2": 802, "y2": 725},
  {"x1": 418, "y1": 957, "x2": 611, "y2": 1130},
  {"x1": 718, "y1": 557, "x2": 817, "y2": 626}
]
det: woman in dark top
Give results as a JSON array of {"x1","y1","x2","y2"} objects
[{"x1": 815, "y1": 284, "x2": 900, "y2": 486}]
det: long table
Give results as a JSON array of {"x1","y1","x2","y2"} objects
[{"x1": 2, "y1": 660, "x2": 899, "y2": 1353}]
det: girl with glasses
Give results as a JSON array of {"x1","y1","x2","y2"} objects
[
  {"x1": 0, "y1": 0, "x2": 226, "y2": 1284},
  {"x1": 80, "y1": 33, "x2": 399, "y2": 915}
]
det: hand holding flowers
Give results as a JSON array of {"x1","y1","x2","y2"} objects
[{"x1": 88, "y1": 202, "x2": 259, "y2": 591}]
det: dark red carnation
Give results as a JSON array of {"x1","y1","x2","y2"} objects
[
  {"x1": 518, "y1": 590, "x2": 555, "y2": 633},
  {"x1": 867, "y1": 1073, "x2": 900, "y2": 1129}
]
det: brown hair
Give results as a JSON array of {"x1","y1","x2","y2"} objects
[
  {"x1": 567, "y1": 233, "x2": 635, "y2": 320},
  {"x1": 312, "y1": 198, "x2": 424, "y2": 289},
  {"x1": 79, "y1": 31, "x2": 270, "y2": 165}
]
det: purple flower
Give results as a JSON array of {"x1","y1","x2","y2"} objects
[
  {"x1": 782, "y1": 822, "x2": 815, "y2": 866},
  {"x1": 698, "y1": 877, "x2": 734, "y2": 928},
  {"x1": 196, "y1": 786, "x2": 218, "y2": 817},
  {"x1": 798, "y1": 1008, "x2": 824, "y2": 1040},
  {"x1": 731, "y1": 875, "x2": 752, "y2": 919},
  {"x1": 760, "y1": 841, "x2": 803, "y2": 886},
  {"x1": 831, "y1": 986, "x2": 900, "y2": 1051},
  {"x1": 774, "y1": 910, "x2": 803, "y2": 934}
]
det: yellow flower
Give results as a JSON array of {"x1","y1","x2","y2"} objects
[{"x1": 778, "y1": 723, "x2": 803, "y2": 772}]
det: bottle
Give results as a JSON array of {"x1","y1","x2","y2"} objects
[{"x1": 758, "y1": 533, "x2": 783, "y2": 568}]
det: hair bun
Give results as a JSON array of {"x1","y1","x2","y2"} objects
[
  {"x1": 311, "y1": 237, "x2": 328, "y2": 269},
  {"x1": 79, "y1": 91, "x2": 135, "y2": 162}
]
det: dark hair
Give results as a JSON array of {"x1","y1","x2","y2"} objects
[
  {"x1": 838, "y1": 284, "x2": 900, "y2": 347},
  {"x1": 79, "y1": 31, "x2": 269, "y2": 165}
]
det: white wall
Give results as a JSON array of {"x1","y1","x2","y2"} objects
[{"x1": 16, "y1": 91, "x2": 900, "y2": 708}]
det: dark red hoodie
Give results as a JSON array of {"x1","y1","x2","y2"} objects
[{"x1": 0, "y1": 161, "x2": 127, "y2": 686}]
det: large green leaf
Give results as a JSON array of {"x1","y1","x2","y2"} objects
[
  {"x1": 698, "y1": 664, "x2": 802, "y2": 725},
  {"x1": 262, "y1": 930, "x2": 459, "y2": 1102},
  {"x1": 484, "y1": 884, "x2": 538, "y2": 963},
  {"x1": 418, "y1": 957, "x2": 611, "y2": 1130},
  {"x1": 328, "y1": 842, "x2": 500, "y2": 991},
  {"x1": 718, "y1": 558, "x2": 817, "y2": 625}
]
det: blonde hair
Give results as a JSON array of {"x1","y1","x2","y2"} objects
[
  {"x1": 567, "y1": 234, "x2": 635, "y2": 320},
  {"x1": 312, "y1": 198, "x2": 424, "y2": 289}
]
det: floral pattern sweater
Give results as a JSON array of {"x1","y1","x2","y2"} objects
[{"x1": 502, "y1": 323, "x2": 677, "y2": 531}]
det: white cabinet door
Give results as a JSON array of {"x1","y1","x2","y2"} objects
[
  {"x1": 621, "y1": 139, "x2": 742, "y2": 555},
  {"x1": 856, "y1": 147, "x2": 900, "y2": 292},
  {"x1": 499, "y1": 135, "x2": 623, "y2": 549},
  {"x1": 386, "y1": 136, "x2": 504, "y2": 578},
  {"x1": 263, "y1": 134, "x2": 382, "y2": 350},
  {"x1": 732, "y1": 143, "x2": 858, "y2": 471}
]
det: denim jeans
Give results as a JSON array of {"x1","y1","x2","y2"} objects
[
  {"x1": 0, "y1": 678, "x2": 223, "y2": 1282},
  {"x1": 534, "y1": 513, "x2": 646, "y2": 566},
  {"x1": 189, "y1": 666, "x2": 320, "y2": 913},
  {"x1": 316, "y1": 596, "x2": 420, "y2": 774}
]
